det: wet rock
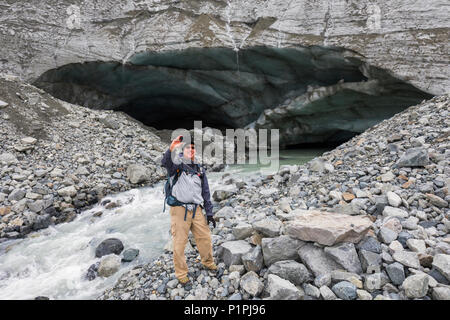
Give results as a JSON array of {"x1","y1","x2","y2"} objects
[
  {"x1": 122, "y1": 248, "x2": 139, "y2": 262},
  {"x1": 284, "y1": 210, "x2": 373, "y2": 246},
  {"x1": 98, "y1": 254, "x2": 121, "y2": 277},
  {"x1": 86, "y1": 262, "x2": 100, "y2": 281},
  {"x1": 95, "y1": 238, "x2": 124, "y2": 258}
]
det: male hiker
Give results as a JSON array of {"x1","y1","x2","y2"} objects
[{"x1": 161, "y1": 134, "x2": 217, "y2": 285}]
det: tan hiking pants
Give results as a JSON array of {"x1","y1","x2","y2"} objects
[{"x1": 169, "y1": 205, "x2": 215, "y2": 279}]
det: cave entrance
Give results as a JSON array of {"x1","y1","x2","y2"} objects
[{"x1": 33, "y1": 46, "x2": 433, "y2": 148}]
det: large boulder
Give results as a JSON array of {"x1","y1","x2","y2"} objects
[
  {"x1": 242, "y1": 245, "x2": 264, "y2": 272},
  {"x1": 95, "y1": 238, "x2": 124, "y2": 258},
  {"x1": 402, "y1": 274, "x2": 429, "y2": 298},
  {"x1": 284, "y1": 210, "x2": 373, "y2": 246},
  {"x1": 219, "y1": 240, "x2": 253, "y2": 267},
  {"x1": 261, "y1": 235, "x2": 306, "y2": 266},
  {"x1": 126, "y1": 164, "x2": 151, "y2": 184},
  {"x1": 97, "y1": 254, "x2": 121, "y2": 277}
]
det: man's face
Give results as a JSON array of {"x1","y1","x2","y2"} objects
[{"x1": 183, "y1": 144, "x2": 195, "y2": 160}]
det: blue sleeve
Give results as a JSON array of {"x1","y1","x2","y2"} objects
[
  {"x1": 161, "y1": 148, "x2": 179, "y2": 176},
  {"x1": 201, "y1": 170, "x2": 213, "y2": 216}
]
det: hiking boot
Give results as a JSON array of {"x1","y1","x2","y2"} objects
[
  {"x1": 203, "y1": 263, "x2": 218, "y2": 271},
  {"x1": 178, "y1": 276, "x2": 190, "y2": 285}
]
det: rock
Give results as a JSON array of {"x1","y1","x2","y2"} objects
[
  {"x1": 126, "y1": 164, "x2": 151, "y2": 184},
  {"x1": 0, "y1": 100, "x2": 8, "y2": 108},
  {"x1": 303, "y1": 283, "x2": 320, "y2": 298},
  {"x1": 392, "y1": 251, "x2": 421, "y2": 269},
  {"x1": 396, "y1": 147, "x2": 429, "y2": 167},
  {"x1": 402, "y1": 274, "x2": 429, "y2": 298},
  {"x1": 342, "y1": 192, "x2": 355, "y2": 202},
  {"x1": 387, "y1": 191, "x2": 402, "y2": 207},
  {"x1": 298, "y1": 243, "x2": 342, "y2": 277},
  {"x1": 240, "y1": 271, "x2": 264, "y2": 297},
  {"x1": 359, "y1": 250, "x2": 382, "y2": 273},
  {"x1": 219, "y1": 240, "x2": 253, "y2": 267},
  {"x1": 331, "y1": 281, "x2": 357, "y2": 300},
  {"x1": 212, "y1": 186, "x2": 237, "y2": 201},
  {"x1": 432, "y1": 254, "x2": 450, "y2": 281},
  {"x1": 242, "y1": 245, "x2": 264, "y2": 272},
  {"x1": 261, "y1": 235, "x2": 305, "y2": 266},
  {"x1": 385, "y1": 262, "x2": 405, "y2": 285},
  {"x1": 319, "y1": 286, "x2": 337, "y2": 300},
  {"x1": 265, "y1": 274, "x2": 302, "y2": 300},
  {"x1": 8, "y1": 189, "x2": 26, "y2": 202},
  {"x1": 324, "y1": 242, "x2": 363, "y2": 274},
  {"x1": 86, "y1": 262, "x2": 100, "y2": 281},
  {"x1": 21, "y1": 137, "x2": 37, "y2": 145},
  {"x1": 356, "y1": 289, "x2": 373, "y2": 300},
  {"x1": 232, "y1": 223, "x2": 254, "y2": 240},
  {"x1": 331, "y1": 270, "x2": 363, "y2": 288},
  {"x1": 418, "y1": 253, "x2": 433, "y2": 268},
  {"x1": 314, "y1": 273, "x2": 332, "y2": 288},
  {"x1": 214, "y1": 206, "x2": 234, "y2": 220},
  {"x1": 97, "y1": 254, "x2": 121, "y2": 277},
  {"x1": 425, "y1": 194, "x2": 448, "y2": 208},
  {"x1": 357, "y1": 236, "x2": 382, "y2": 254},
  {"x1": 252, "y1": 219, "x2": 282, "y2": 238},
  {"x1": 432, "y1": 287, "x2": 450, "y2": 300},
  {"x1": 378, "y1": 227, "x2": 398, "y2": 244},
  {"x1": 32, "y1": 214, "x2": 52, "y2": 230},
  {"x1": 267, "y1": 260, "x2": 312, "y2": 286},
  {"x1": 57, "y1": 186, "x2": 77, "y2": 197},
  {"x1": 122, "y1": 248, "x2": 139, "y2": 262},
  {"x1": 406, "y1": 239, "x2": 426, "y2": 253},
  {"x1": 380, "y1": 171, "x2": 395, "y2": 182},
  {"x1": 95, "y1": 238, "x2": 124, "y2": 258},
  {"x1": 0, "y1": 153, "x2": 17, "y2": 165},
  {"x1": 382, "y1": 206, "x2": 408, "y2": 218},
  {"x1": 284, "y1": 210, "x2": 373, "y2": 246}
]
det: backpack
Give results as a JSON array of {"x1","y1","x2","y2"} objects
[{"x1": 163, "y1": 163, "x2": 204, "y2": 221}]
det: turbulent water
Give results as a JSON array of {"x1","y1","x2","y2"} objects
[{"x1": 0, "y1": 149, "x2": 326, "y2": 300}]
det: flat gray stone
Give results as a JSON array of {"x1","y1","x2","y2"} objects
[
  {"x1": 392, "y1": 251, "x2": 421, "y2": 269},
  {"x1": 252, "y1": 218, "x2": 282, "y2": 238},
  {"x1": 265, "y1": 274, "x2": 302, "y2": 300},
  {"x1": 432, "y1": 254, "x2": 450, "y2": 281},
  {"x1": 385, "y1": 262, "x2": 405, "y2": 285},
  {"x1": 331, "y1": 281, "x2": 357, "y2": 300}
]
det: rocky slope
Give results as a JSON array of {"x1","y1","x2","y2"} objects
[
  {"x1": 99, "y1": 94, "x2": 449, "y2": 300},
  {"x1": 0, "y1": 74, "x2": 168, "y2": 242}
]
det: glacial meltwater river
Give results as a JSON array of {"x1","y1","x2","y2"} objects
[{"x1": 0, "y1": 148, "x2": 327, "y2": 300}]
